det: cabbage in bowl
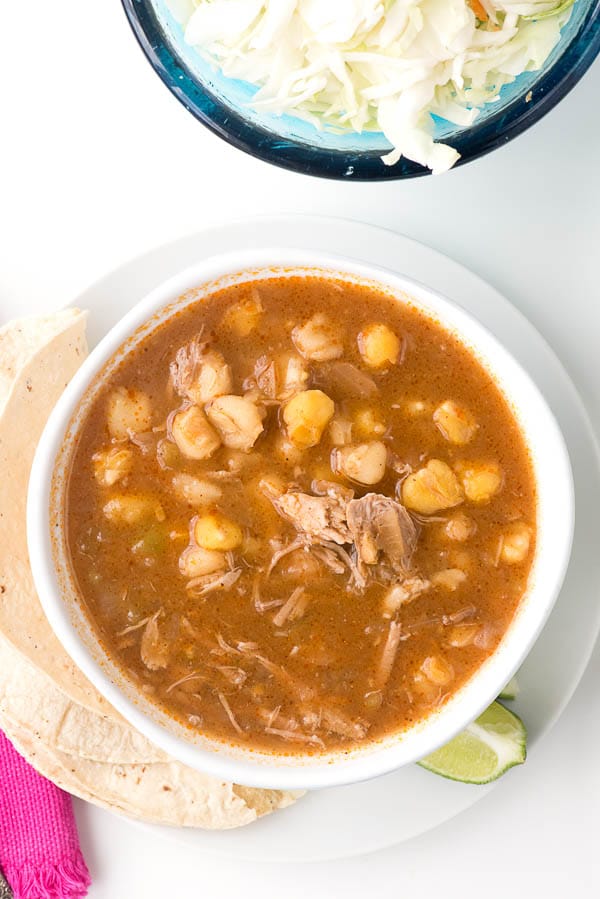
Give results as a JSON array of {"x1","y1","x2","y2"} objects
[{"x1": 168, "y1": 0, "x2": 577, "y2": 173}]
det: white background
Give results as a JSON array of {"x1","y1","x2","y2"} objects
[{"x1": 1, "y1": 2, "x2": 599, "y2": 896}]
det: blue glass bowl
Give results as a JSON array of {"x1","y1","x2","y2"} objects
[{"x1": 122, "y1": 0, "x2": 600, "y2": 180}]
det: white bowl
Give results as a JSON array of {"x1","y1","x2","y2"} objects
[{"x1": 27, "y1": 250, "x2": 574, "y2": 791}]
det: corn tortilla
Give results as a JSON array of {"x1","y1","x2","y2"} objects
[
  {"x1": 0, "y1": 311, "x2": 301, "y2": 827},
  {"x1": 0, "y1": 309, "x2": 122, "y2": 719},
  {"x1": 0, "y1": 632, "x2": 166, "y2": 764},
  {"x1": 0, "y1": 709, "x2": 298, "y2": 829}
]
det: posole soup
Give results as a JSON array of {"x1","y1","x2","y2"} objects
[{"x1": 65, "y1": 275, "x2": 536, "y2": 753}]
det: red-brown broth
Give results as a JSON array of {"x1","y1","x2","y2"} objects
[{"x1": 65, "y1": 276, "x2": 536, "y2": 753}]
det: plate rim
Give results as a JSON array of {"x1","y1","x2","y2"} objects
[{"x1": 68, "y1": 214, "x2": 600, "y2": 861}]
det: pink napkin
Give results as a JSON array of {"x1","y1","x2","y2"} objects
[{"x1": 0, "y1": 730, "x2": 90, "y2": 899}]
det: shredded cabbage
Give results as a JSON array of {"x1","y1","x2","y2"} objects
[{"x1": 171, "y1": 0, "x2": 576, "y2": 173}]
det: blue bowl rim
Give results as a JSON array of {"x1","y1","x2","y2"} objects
[{"x1": 121, "y1": 0, "x2": 600, "y2": 181}]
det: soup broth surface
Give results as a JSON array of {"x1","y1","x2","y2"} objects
[{"x1": 66, "y1": 275, "x2": 536, "y2": 753}]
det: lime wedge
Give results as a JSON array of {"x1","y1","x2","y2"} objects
[
  {"x1": 498, "y1": 675, "x2": 520, "y2": 701},
  {"x1": 418, "y1": 701, "x2": 526, "y2": 784}
]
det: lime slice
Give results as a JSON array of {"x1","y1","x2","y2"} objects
[
  {"x1": 498, "y1": 675, "x2": 520, "y2": 701},
  {"x1": 418, "y1": 701, "x2": 526, "y2": 784}
]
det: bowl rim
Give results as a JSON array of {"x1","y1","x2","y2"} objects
[
  {"x1": 27, "y1": 249, "x2": 574, "y2": 790},
  {"x1": 120, "y1": 0, "x2": 600, "y2": 181}
]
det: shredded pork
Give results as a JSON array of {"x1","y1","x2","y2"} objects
[
  {"x1": 140, "y1": 611, "x2": 169, "y2": 671},
  {"x1": 169, "y1": 334, "x2": 206, "y2": 397},
  {"x1": 217, "y1": 691, "x2": 243, "y2": 734},
  {"x1": 313, "y1": 361, "x2": 378, "y2": 399},
  {"x1": 272, "y1": 587, "x2": 309, "y2": 628},
  {"x1": 382, "y1": 577, "x2": 431, "y2": 617},
  {"x1": 264, "y1": 727, "x2": 325, "y2": 747},
  {"x1": 346, "y1": 493, "x2": 418, "y2": 575},
  {"x1": 272, "y1": 491, "x2": 352, "y2": 545},
  {"x1": 267, "y1": 484, "x2": 419, "y2": 593},
  {"x1": 186, "y1": 568, "x2": 242, "y2": 596},
  {"x1": 376, "y1": 619, "x2": 407, "y2": 688}
]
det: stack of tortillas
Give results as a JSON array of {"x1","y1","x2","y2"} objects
[{"x1": 0, "y1": 309, "x2": 300, "y2": 829}]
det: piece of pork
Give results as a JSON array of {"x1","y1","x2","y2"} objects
[
  {"x1": 272, "y1": 491, "x2": 352, "y2": 545},
  {"x1": 140, "y1": 611, "x2": 169, "y2": 671},
  {"x1": 346, "y1": 493, "x2": 418, "y2": 574},
  {"x1": 170, "y1": 336, "x2": 232, "y2": 404},
  {"x1": 312, "y1": 362, "x2": 378, "y2": 400},
  {"x1": 310, "y1": 479, "x2": 354, "y2": 503}
]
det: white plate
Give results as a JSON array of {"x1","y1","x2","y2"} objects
[{"x1": 73, "y1": 215, "x2": 600, "y2": 861}]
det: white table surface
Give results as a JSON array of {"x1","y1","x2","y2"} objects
[{"x1": 2, "y1": 2, "x2": 599, "y2": 896}]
